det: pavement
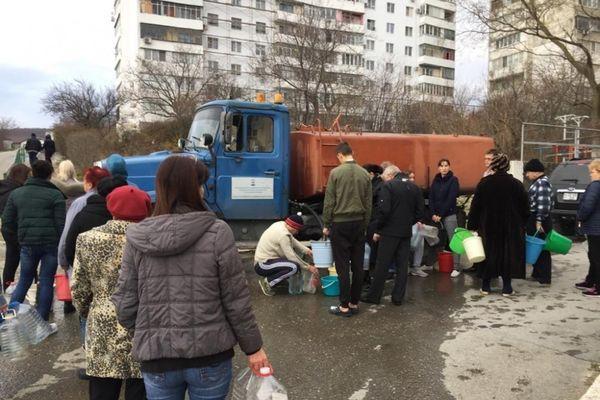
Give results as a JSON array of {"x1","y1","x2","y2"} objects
[
  {"x1": 0, "y1": 149, "x2": 18, "y2": 175},
  {"x1": 1, "y1": 242, "x2": 599, "y2": 399}
]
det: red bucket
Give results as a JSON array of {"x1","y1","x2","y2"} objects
[
  {"x1": 438, "y1": 252, "x2": 453, "y2": 273},
  {"x1": 54, "y1": 273, "x2": 72, "y2": 301}
]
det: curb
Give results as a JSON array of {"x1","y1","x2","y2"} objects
[{"x1": 580, "y1": 374, "x2": 600, "y2": 400}]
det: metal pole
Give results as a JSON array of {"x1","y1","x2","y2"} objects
[
  {"x1": 574, "y1": 126, "x2": 580, "y2": 158},
  {"x1": 520, "y1": 122, "x2": 525, "y2": 161}
]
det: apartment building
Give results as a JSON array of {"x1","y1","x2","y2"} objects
[
  {"x1": 114, "y1": 0, "x2": 456, "y2": 126},
  {"x1": 488, "y1": 0, "x2": 600, "y2": 93}
]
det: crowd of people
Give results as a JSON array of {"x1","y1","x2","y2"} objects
[{"x1": 0, "y1": 142, "x2": 599, "y2": 399}]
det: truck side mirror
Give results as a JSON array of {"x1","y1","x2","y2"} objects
[
  {"x1": 203, "y1": 134, "x2": 214, "y2": 147},
  {"x1": 223, "y1": 112, "x2": 233, "y2": 145},
  {"x1": 177, "y1": 138, "x2": 186, "y2": 149}
]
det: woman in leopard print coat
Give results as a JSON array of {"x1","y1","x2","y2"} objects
[{"x1": 72, "y1": 185, "x2": 151, "y2": 400}]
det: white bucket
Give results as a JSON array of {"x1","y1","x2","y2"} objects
[
  {"x1": 310, "y1": 240, "x2": 333, "y2": 268},
  {"x1": 463, "y1": 236, "x2": 486, "y2": 263}
]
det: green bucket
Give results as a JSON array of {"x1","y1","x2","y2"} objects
[
  {"x1": 543, "y1": 230, "x2": 572, "y2": 254},
  {"x1": 449, "y1": 228, "x2": 473, "y2": 255}
]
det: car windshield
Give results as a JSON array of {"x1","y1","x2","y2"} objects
[
  {"x1": 188, "y1": 107, "x2": 222, "y2": 148},
  {"x1": 549, "y1": 163, "x2": 591, "y2": 186}
]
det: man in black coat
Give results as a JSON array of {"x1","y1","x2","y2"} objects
[
  {"x1": 25, "y1": 133, "x2": 42, "y2": 166},
  {"x1": 362, "y1": 165, "x2": 425, "y2": 305},
  {"x1": 42, "y1": 134, "x2": 56, "y2": 162}
]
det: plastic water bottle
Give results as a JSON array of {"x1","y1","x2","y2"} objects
[
  {"x1": 0, "y1": 293, "x2": 7, "y2": 315},
  {"x1": 287, "y1": 272, "x2": 303, "y2": 295},
  {"x1": 231, "y1": 367, "x2": 288, "y2": 400}
]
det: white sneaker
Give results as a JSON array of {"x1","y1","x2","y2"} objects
[
  {"x1": 5, "y1": 282, "x2": 17, "y2": 295},
  {"x1": 409, "y1": 267, "x2": 429, "y2": 278},
  {"x1": 420, "y1": 265, "x2": 434, "y2": 272},
  {"x1": 450, "y1": 270, "x2": 461, "y2": 278}
]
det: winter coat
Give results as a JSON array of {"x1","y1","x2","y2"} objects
[
  {"x1": 577, "y1": 180, "x2": 600, "y2": 236},
  {"x1": 65, "y1": 194, "x2": 112, "y2": 267},
  {"x1": 467, "y1": 171, "x2": 529, "y2": 279},
  {"x1": 322, "y1": 161, "x2": 372, "y2": 230},
  {"x1": 42, "y1": 138, "x2": 56, "y2": 155},
  {"x1": 71, "y1": 220, "x2": 142, "y2": 379},
  {"x1": 528, "y1": 175, "x2": 553, "y2": 222},
  {"x1": 25, "y1": 138, "x2": 42, "y2": 153},
  {"x1": 374, "y1": 175, "x2": 425, "y2": 238},
  {"x1": 51, "y1": 178, "x2": 85, "y2": 210},
  {"x1": 57, "y1": 190, "x2": 97, "y2": 267},
  {"x1": 429, "y1": 171, "x2": 460, "y2": 218},
  {"x1": 111, "y1": 210, "x2": 263, "y2": 364},
  {"x1": 0, "y1": 179, "x2": 22, "y2": 215},
  {"x1": 1, "y1": 177, "x2": 65, "y2": 246}
]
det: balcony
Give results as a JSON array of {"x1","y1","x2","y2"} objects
[
  {"x1": 140, "y1": 0, "x2": 203, "y2": 30},
  {"x1": 319, "y1": 0, "x2": 364, "y2": 14},
  {"x1": 421, "y1": 0, "x2": 456, "y2": 12},
  {"x1": 418, "y1": 15, "x2": 455, "y2": 31},
  {"x1": 418, "y1": 35, "x2": 455, "y2": 50},
  {"x1": 418, "y1": 55, "x2": 454, "y2": 69}
]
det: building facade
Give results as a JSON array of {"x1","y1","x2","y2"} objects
[{"x1": 114, "y1": 0, "x2": 456, "y2": 126}]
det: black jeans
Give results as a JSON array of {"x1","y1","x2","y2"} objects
[
  {"x1": 526, "y1": 215, "x2": 552, "y2": 284},
  {"x1": 330, "y1": 221, "x2": 365, "y2": 307},
  {"x1": 1, "y1": 232, "x2": 20, "y2": 291},
  {"x1": 366, "y1": 236, "x2": 411, "y2": 304},
  {"x1": 89, "y1": 377, "x2": 146, "y2": 400},
  {"x1": 587, "y1": 235, "x2": 600, "y2": 288}
]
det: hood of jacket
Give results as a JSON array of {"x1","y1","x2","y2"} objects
[
  {"x1": 0, "y1": 179, "x2": 21, "y2": 196},
  {"x1": 126, "y1": 210, "x2": 217, "y2": 256},
  {"x1": 434, "y1": 170, "x2": 455, "y2": 183},
  {"x1": 82, "y1": 194, "x2": 111, "y2": 218}
]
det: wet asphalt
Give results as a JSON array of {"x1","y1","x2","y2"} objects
[{"x1": 1, "y1": 245, "x2": 599, "y2": 400}]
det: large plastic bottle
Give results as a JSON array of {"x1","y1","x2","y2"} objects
[
  {"x1": 231, "y1": 367, "x2": 288, "y2": 400},
  {"x1": 287, "y1": 271, "x2": 303, "y2": 295}
]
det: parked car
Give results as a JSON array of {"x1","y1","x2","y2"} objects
[{"x1": 549, "y1": 159, "x2": 592, "y2": 235}]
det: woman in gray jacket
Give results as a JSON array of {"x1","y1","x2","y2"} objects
[{"x1": 112, "y1": 156, "x2": 270, "y2": 400}]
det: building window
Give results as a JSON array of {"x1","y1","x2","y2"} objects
[
  {"x1": 386, "y1": 23, "x2": 395, "y2": 33},
  {"x1": 279, "y1": 2, "x2": 294, "y2": 12},
  {"x1": 256, "y1": 0, "x2": 266, "y2": 10},
  {"x1": 140, "y1": 23, "x2": 202, "y2": 45},
  {"x1": 494, "y1": 32, "x2": 520, "y2": 49},
  {"x1": 207, "y1": 37, "x2": 218, "y2": 49},
  {"x1": 386, "y1": 62, "x2": 394, "y2": 72},
  {"x1": 144, "y1": 49, "x2": 166, "y2": 61},
  {"x1": 341, "y1": 53, "x2": 362, "y2": 66},
  {"x1": 366, "y1": 60, "x2": 375, "y2": 70},
  {"x1": 256, "y1": 22, "x2": 266, "y2": 34},
  {"x1": 365, "y1": 39, "x2": 375, "y2": 50},
  {"x1": 142, "y1": 1, "x2": 202, "y2": 21},
  {"x1": 418, "y1": 83, "x2": 453, "y2": 97},
  {"x1": 208, "y1": 60, "x2": 219, "y2": 72},
  {"x1": 231, "y1": 64, "x2": 242, "y2": 75},
  {"x1": 405, "y1": 46, "x2": 412, "y2": 56},
  {"x1": 386, "y1": 43, "x2": 394, "y2": 53},
  {"x1": 404, "y1": 65, "x2": 412, "y2": 75},
  {"x1": 231, "y1": 40, "x2": 242, "y2": 52},
  {"x1": 256, "y1": 44, "x2": 266, "y2": 56},
  {"x1": 366, "y1": 0, "x2": 376, "y2": 9},
  {"x1": 387, "y1": 2, "x2": 395, "y2": 13},
  {"x1": 207, "y1": 13, "x2": 218, "y2": 26},
  {"x1": 406, "y1": 6, "x2": 413, "y2": 17},
  {"x1": 232, "y1": 0, "x2": 241, "y2": 5},
  {"x1": 405, "y1": 26, "x2": 413, "y2": 37},
  {"x1": 231, "y1": 17, "x2": 242, "y2": 30},
  {"x1": 442, "y1": 68, "x2": 455, "y2": 80},
  {"x1": 581, "y1": 0, "x2": 600, "y2": 8},
  {"x1": 367, "y1": 19, "x2": 376, "y2": 31}
]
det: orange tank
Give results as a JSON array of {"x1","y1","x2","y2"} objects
[{"x1": 290, "y1": 130, "x2": 494, "y2": 200}]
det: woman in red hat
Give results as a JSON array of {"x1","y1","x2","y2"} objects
[{"x1": 71, "y1": 185, "x2": 152, "y2": 400}]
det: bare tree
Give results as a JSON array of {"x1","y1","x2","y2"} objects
[
  {"x1": 123, "y1": 52, "x2": 238, "y2": 127},
  {"x1": 0, "y1": 117, "x2": 18, "y2": 143},
  {"x1": 41, "y1": 80, "x2": 118, "y2": 128},
  {"x1": 257, "y1": 10, "x2": 364, "y2": 124},
  {"x1": 462, "y1": 0, "x2": 600, "y2": 118}
]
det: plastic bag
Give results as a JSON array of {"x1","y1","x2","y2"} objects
[
  {"x1": 231, "y1": 367, "x2": 289, "y2": 400},
  {"x1": 302, "y1": 270, "x2": 318, "y2": 294}
]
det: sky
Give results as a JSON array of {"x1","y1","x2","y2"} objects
[{"x1": 0, "y1": 1, "x2": 487, "y2": 128}]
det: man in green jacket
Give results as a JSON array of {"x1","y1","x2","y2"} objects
[
  {"x1": 323, "y1": 142, "x2": 372, "y2": 317},
  {"x1": 2, "y1": 160, "x2": 66, "y2": 320}
]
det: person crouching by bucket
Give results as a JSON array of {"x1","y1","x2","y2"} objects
[
  {"x1": 524, "y1": 159, "x2": 554, "y2": 285},
  {"x1": 254, "y1": 215, "x2": 319, "y2": 296},
  {"x1": 467, "y1": 154, "x2": 529, "y2": 296}
]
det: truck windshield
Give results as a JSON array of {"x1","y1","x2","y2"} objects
[{"x1": 188, "y1": 107, "x2": 222, "y2": 148}]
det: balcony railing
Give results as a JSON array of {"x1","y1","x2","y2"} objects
[{"x1": 140, "y1": 0, "x2": 202, "y2": 20}]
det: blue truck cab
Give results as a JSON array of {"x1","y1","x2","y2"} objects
[{"x1": 102, "y1": 100, "x2": 291, "y2": 240}]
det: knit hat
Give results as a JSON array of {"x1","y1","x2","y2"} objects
[
  {"x1": 106, "y1": 154, "x2": 128, "y2": 178},
  {"x1": 97, "y1": 175, "x2": 128, "y2": 198},
  {"x1": 284, "y1": 214, "x2": 304, "y2": 230},
  {"x1": 490, "y1": 153, "x2": 510, "y2": 173},
  {"x1": 524, "y1": 158, "x2": 545, "y2": 173},
  {"x1": 106, "y1": 185, "x2": 151, "y2": 222}
]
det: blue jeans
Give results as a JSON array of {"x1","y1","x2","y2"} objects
[
  {"x1": 10, "y1": 245, "x2": 58, "y2": 320},
  {"x1": 142, "y1": 359, "x2": 232, "y2": 400}
]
